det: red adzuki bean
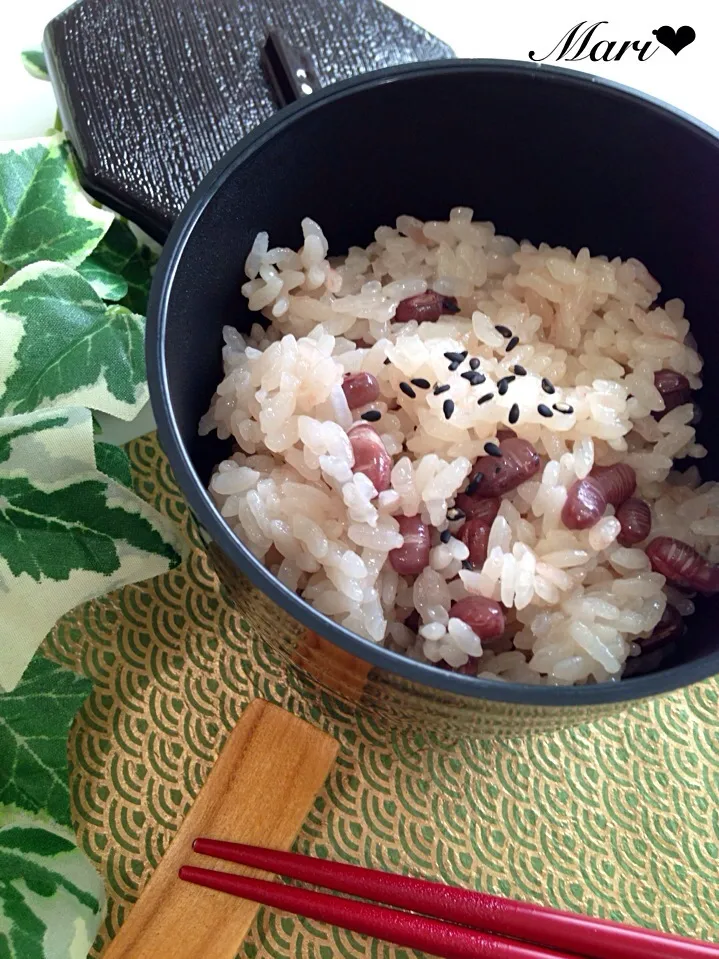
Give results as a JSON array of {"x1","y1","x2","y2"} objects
[
  {"x1": 561, "y1": 476, "x2": 607, "y2": 530},
  {"x1": 469, "y1": 438, "x2": 541, "y2": 498},
  {"x1": 342, "y1": 371, "x2": 380, "y2": 409},
  {"x1": 349, "y1": 423, "x2": 391, "y2": 492},
  {"x1": 389, "y1": 515, "x2": 431, "y2": 575},
  {"x1": 404, "y1": 610, "x2": 420, "y2": 634},
  {"x1": 646, "y1": 537, "x2": 719, "y2": 593},
  {"x1": 458, "y1": 517, "x2": 492, "y2": 568},
  {"x1": 653, "y1": 369, "x2": 691, "y2": 418},
  {"x1": 640, "y1": 604, "x2": 685, "y2": 655},
  {"x1": 449, "y1": 597, "x2": 505, "y2": 641},
  {"x1": 437, "y1": 656, "x2": 480, "y2": 675},
  {"x1": 592, "y1": 463, "x2": 636, "y2": 507},
  {"x1": 454, "y1": 495, "x2": 501, "y2": 524},
  {"x1": 394, "y1": 291, "x2": 460, "y2": 323},
  {"x1": 623, "y1": 605, "x2": 684, "y2": 678},
  {"x1": 616, "y1": 497, "x2": 652, "y2": 547}
]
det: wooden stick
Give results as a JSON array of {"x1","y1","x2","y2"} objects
[{"x1": 103, "y1": 699, "x2": 338, "y2": 959}]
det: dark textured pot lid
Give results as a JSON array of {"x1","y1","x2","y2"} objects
[{"x1": 43, "y1": 0, "x2": 453, "y2": 239}]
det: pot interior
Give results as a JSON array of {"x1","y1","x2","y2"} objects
[{"x1": 156, "y1": 63, "x2": 719, "y2": 686}]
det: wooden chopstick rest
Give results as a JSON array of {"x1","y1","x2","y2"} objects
[{"x1": 103, "y1": 698, "x2": 338, "y2": 959}]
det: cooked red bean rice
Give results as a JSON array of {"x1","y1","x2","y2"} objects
[{"x1": 200, "y1": 209, "x2": 717, "y2": 685}]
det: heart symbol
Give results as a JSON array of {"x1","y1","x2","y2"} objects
[{"x1": 652, "y1": 25, "x2": 696, "y2": 55}]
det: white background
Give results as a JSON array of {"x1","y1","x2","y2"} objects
[
  {"x1": 1, "y1": 0, "x2": 717, "y2": 141},
  {"x1": 1, "y1": 1, "x2": 716, "y2": 442}
]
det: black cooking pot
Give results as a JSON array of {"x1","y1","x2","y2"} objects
[{"x1": 51, "y1": 48, "x2": 719, "y2": 733}]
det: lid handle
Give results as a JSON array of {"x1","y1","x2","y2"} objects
[{"x1": 261, "y1": 31, "x2": 319, "y2": 107}]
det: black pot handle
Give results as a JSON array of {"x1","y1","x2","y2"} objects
[
  {"x1": 43, "y1": 0, "x2": 453, "y2": 242},
  {"x1": 261, "y1": 31, "x2": 320, "y2": 107}
]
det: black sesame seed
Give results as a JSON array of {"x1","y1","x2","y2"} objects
[
  {"x1": 537, "y1": 403, "x2": 553, "y2": 418},
  {"x1": 484, "y1": 441, "x2": 502, "y2": 457},
  {"x1": 361, "y1": 410, "x2": 382, "y2": 422},
  {"x1": 553, "y1": 402, "x2": 574, "y2": 415},
  {"x1": 433, "y1": 383, "x2": 451, "y2": 395},
  {"x1": 513, "y1": 364, "x2": 527, "y2": 376},
  {"x1": 462, "y1": 559, "x2": 473, "y2": 570},
  {"x1": 465, "y1": 472, "x2": 484, "y2": 496},
  {"x1": 461, "y1": 371, "x2": 486, "y2": 386},
  {"x1": 443, "y1": 398, "x2": 455, "y2": 420},
  {"x1": 508, "y1": 403, "x2": 520, "y2": 425},
  {"x1": 399, "y1": 381, "x2": 416, "y2": 399},
  {"x1": 477, "y1": 392, "x2": 494, "y2": 406},
  {"x1": 541, "y1": 377, "x2": 555, "y2": 394},
  {"x1": 494, "y1": 465, "x2": 502, "y2": 474},
  {"x1": 506, "y1": 335, "x2": 519, "y2": 353},
  {"x1": 384, "y1": 357, "x2": 391, "y2": 365},
  {"x1": 443, "y1": 350, "x2": 467, "y2": 364},
  {"x1": 440, "y1": 529, "x2": 452, "y2": 544},
  {"x1": 497, "y1": 375, "x2": 515, "y2": 396},
  {"x1": 495, "y1": 324, "x2": 513, "y2": 338},
  {"x1": 469, "y1": 357, "x2": 481, "y2": 370},
  {"x1": 411, "y1": 377, "x2": 431, "y2": 389},
  {"x1": 447, "y1": 506, "x2": 466, "y2": 522},
  {"x1": 448, "y1": 360, "x2": 461, "y2": 372}
]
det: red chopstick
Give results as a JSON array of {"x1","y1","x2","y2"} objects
[
  {"x1": 187, "y1": 838, "x2": 719, "y2": 959},
  {"x1": 179, "y1": 864, "x2": 573, "y2": 958}
]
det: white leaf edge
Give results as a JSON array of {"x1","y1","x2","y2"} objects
[
  {"x1": 0, "y1": 133, "x2": 113, "y2": 270},
  {"x1": 0, "y1": 406, "x2": 186, "y2": 691},
  {"x1": 0, "y1": 803, "x2": 106, "y2": 959},
  {"x1": 0, "y1": 262, "x2": 149, "y2": 422}
]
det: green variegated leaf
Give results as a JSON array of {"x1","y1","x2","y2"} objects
[
  {"x1": 0, "y1": 407, "x2": 184, "y2": 691},
  {"x1": 0, "y1": 804, "x2": 105, "y2": 959},
  {"x1": 0, "y1": 134, "x2": 113, "y2": 270},
  {"x1": 20, "y1": 50, "x2": 49, "y2": 82},
  {"x1": 0, "y1": 659, "x2": 91, "y2": 823},
  {"x1": 76, "y1": 258, "x2": 128, "y2": 301},
  {"x1": 93, "y1": 441, "x2": 133, "y2": 488},
  {"x1": 0, "y1": 262, "x2": 147, "y2": 420},
  {"x1": 81, "y1": 219, "x2": 157, "y2": 314}
]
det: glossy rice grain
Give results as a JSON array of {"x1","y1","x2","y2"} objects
[
  {"x1": 349, "y1": 423, "x2": 391, "y2": 492},
  {"x1": 616, "y1": 498, "x2": 652, "y2": 547}
]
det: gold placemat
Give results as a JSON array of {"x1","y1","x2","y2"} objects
[{"x1": 44, "y1": 433, "x2": 719, "y2": 957}]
